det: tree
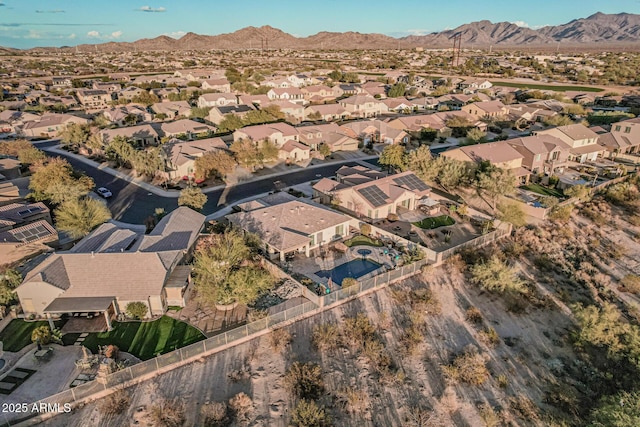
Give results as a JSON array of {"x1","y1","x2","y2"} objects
[
  {"x1": 230, "y1": 139, "x2": 261, "y2": 171},
  {"x1": 29, "y1": 158, "x2": 94, "y2": 204},
  {"x1": 259, "y1": 140, "x2": 279, "y2": 163},
  {"x1": 470, "y1": 256, "x2": 526, "y2": 294},
  {"x1": 291, "y1": 400, "x2": 331, "y2": 427},
  {"x1": 178, "y1": 187, "x2": 207, "y2": 211},
  {"x1": 54, "y1": 198, "x2": 112, "y2": 239},
  {"x1": 387, "y1": 83, "x2": 406, "y2": 98},
  {"x1": 217, "y1": 114, "x2": 245, "y2": 133},
  {"x1": 465, "y1": 128, "x2": 487, "y2": 145},
  {"x1": 0, "y1": 269, "x2": 21, "y2": 306},
  {"x1": 497, "y1": 202, "x2": 526, "y2": 227},
  {"x1": 589, "y1": 390, "x2": 640, "y2": 427},
  {"x1": 477, "y1": 166, "x2": 517, "y2": 212},
  {"x1": 125, "y1": 302, "x2": 148, "y2": 320},
  {"x1": 194, "y1": 150, "x2": 237, "y2": 181},
  {"x1": 31, "y1": 325, "x2": 52, "y2": 345},
  {"x1": 407, "y1": 145, "x2": 435, "y2": 181},
  {"x1": 59, "y1": 123, "x2": 91, "y2": 150},
  {"x1": 378, "y1": 144, "x2": 406, "y2": 172},
  {"x1": 317, "y1": 143, "x2": 331, "y2": 158}
]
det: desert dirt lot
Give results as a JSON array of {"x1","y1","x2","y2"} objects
[{"x1": 41, "y1": 192, "x2": 640, "y2": 426}]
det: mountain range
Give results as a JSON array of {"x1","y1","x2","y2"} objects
[{"x1": 40, "y1": 12, "x2": 640, "y2": 52}]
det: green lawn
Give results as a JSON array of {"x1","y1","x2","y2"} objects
[
  {"x1": 344, "y1": 235, "x2": 384, "y2": 247},
  {"x1": 489, "y1": 81, "x2": 604, "y2": 92},
  {"x1": 70, "y1": 316, "x2": 205, "y2": 360},
  {"x1": 521, "y1": 183, "x2": 564, "y2": 198},
  {"x1": 0, "y1": 320, "x2": 56, "y2": 352},
  {"x1": 413, "y1": 215, "x2": 456, "y2": 229}
]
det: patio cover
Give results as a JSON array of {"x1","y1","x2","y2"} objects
[{"x1": 43, "y1": 296, "x2": 115, "y2": 313}]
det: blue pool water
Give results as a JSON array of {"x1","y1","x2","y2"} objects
[{"x1": 316, "y1": 259, "x2": 381, "y2": 285}]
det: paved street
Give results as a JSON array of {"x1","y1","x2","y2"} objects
[{"x1": 37, "y1": 141, "x2": 371, "y2": 224}]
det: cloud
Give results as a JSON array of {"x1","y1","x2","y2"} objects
[
  {"x1": 163, "y1": 30, "x2": 186, "y2": 39},
  {"x1": 36, "y1": 10, "x2": 66, "y2": 14},
  {"x1": 87, "y1": 30, "x2": 123, "y2": 40},
  {"x1": 137, "y1": 6, "x2": 166, "y2": 12}
]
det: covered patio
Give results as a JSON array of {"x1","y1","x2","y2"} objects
[{"x1": 44, "y1": 297, "x2": 117, "y2": 333}]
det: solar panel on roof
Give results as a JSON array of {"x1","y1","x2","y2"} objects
[
  {"x1": 12, "y1": 224, "x2": 52, "y2": 243},
  {"x1": 393, "y1": 174, "x2": 430, "y2": 192},
  {"x1": 358, "y1": 186, "x2": 388, "y2": 207}
]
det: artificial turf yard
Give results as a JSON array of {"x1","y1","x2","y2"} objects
[
  {"x1": 413, "y1": 215, "x2": 456, "y2": 229},
  {"x1": 65, "y1": 316, "x2": 205, "y2": 360},
  {"x1": 0, "y1": 320, "x2": 55, "y2": 352}
]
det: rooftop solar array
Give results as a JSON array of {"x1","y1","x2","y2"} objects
[
  {"x1": 393, "y1": 174, "x2": 430, "y2": 192},
  {"x1": 357, "y1": 185, "x2": 388, "y2": 207},
  {"x1": 11, "y1": 223, "x2": 53, "y2": 243}
]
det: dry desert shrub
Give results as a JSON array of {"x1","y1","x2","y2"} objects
[
  {"x1": 201, "y1": 401, "x2": 229, "y2": 426},
  {"x1": 269, "y1": 328, "x2": 292, "y2": 353},
  {"x1": 98, "y1": 389, "x2": 131, "y2": 416},
  {"x1": 465, "y1": 307, "x2": 483, "y2": 324},
  {"x1": 337, "y1": 386, "x2": 369, "y2": 415},
  {"x1": 284, "y1": 362, "x2": 324, "y2": 400},
  {"x1": 442, "y1": 348, "x2": 490, "y2": 386},
  {"x1": 228, "y1": 392, "x2": 253, "y2": 422},
  {"x1": 311, "y1": 323, "x2": 341, "y2": 352},
  {"x1": 149, "y1": 398, "x2": 185, "y2": 427}
]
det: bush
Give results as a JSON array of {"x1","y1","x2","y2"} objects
[
  {"x1": 284, "y1": 362, "x2": 324, "y2": 400},
  {"x1": 99, "y1": 389, "x2": 131, "y2": 416},
  {"x1": 269, "y1": 328, "x2": 292, "y2": 353},
  {"x1": 125, "y1": 301, "x2": 148, "y2": 320},
  {"x1": 291, "y1": 399, "x2": 331, "y2": 427},
  {"x1": 443, "y1": 348, "x2": 489, "y2": 385},
  {"x1": 312, "y1": 323, "x2": 341, "y2": 352},
  {"x1": 31, "y1": 325, "x2": 52, "y2": 345}
]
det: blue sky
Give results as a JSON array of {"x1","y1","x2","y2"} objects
[{"x1": 1, "y1": 0, "x2": 640, "y2": 48}]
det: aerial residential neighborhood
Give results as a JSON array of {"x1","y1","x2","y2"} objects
[{"x1": 1, "y1": 2, "x2": 640, "y2": 426}]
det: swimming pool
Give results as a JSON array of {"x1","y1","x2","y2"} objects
[{"x1": 316, "y1": 259, "x2": 381, "y2": 285}]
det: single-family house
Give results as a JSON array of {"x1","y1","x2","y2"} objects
[
  {"x1": 197, "y1": 93, "x2": 238, "y2": 108},
  {"x1": 313, "y1": 168, "x2": 431, "y2": 220},
  {"x1": 164, "y1": 137, "x2": 228, "y2": 181},
  {"x1": 101, "y1": 124, "x2": 159, "y2": 146},
  {"x1": 15, "y1": 207, "x2": 205, "y2": 325},
  {"x1": 228, "y1": 198, "x2": 352, "y2": 261},
  {"x1": 535, "y1": 124, "x2": 603, "y2": 163},
  {"x1": 76, "y1": 89, "x2": 111, "y2": 109},
  {"x1": 160, "y1": 119, "x2": 215, "y2": 140}
]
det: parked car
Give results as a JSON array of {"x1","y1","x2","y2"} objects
[{"x1": 96, "y1": 187, "x2": 112, "y2": 198}]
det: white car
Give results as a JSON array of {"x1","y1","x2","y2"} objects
[{"x1": 96, "y1": 187, "x2": 113, "y2": 198}]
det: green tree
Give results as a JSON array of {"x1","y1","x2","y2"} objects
[
  {"x1": 477, "y1": 166, "x2": 517, "y2": 212},
  {"x1": 194, "y1": 150, "x2": 237, "y2": 181},
  {"x1": 317, "y1": 143, "x2": 331, "y2": 158},
  {"x1": 260, "y1": 140, "x2": 279, "y2": 163},
  {"x1": 125, "y1": 302, "x2": 148, "y2": 320},
  {"x1": 0, "y1": 269, "x2": 21, "y2": 306},
  {"x1": 54, "y1": 198, "x2": 112, "y2": 239},
  {"x1": 59, "y1": 123, "x2": 91, "y2": 150},
  {"x1": 387, "y1": 83, "x2": 406, "y2": 98},
  {"x1": 29, "y1": 158, "x2": 94, "y2": 204},
  {"x1": 378, "y1": 144, "x2": 406, "y2": 172},
  {"x1": 230, "y1": 139, "x2": 261, "y2": 171},
  {"x1": 217, "y1": 114, "x2": 245, "y2": 132},
  {"x1": 31, "y1": 325, "x2": 52, "y2": 345},
  {"x1": 178, "y1": 186, "x2": 207, "y2": 211}
]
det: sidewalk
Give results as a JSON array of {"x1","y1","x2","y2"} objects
[{"x1": 45, "y1": 146, "x2": 378, "y2": 199}]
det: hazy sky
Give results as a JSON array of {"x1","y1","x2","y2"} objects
[{"x1": 1, "y1": 0, "x2": 640, "y2": 48}]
